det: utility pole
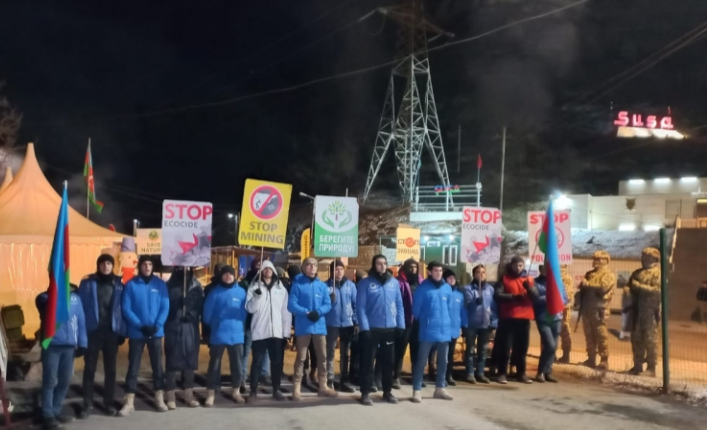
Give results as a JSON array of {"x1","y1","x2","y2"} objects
[
  {"x1": 499, "y1": 126, "x2": 506, "y2": 212},
  {"x1": 457, "y1": 124, "x2": 461, "y2": 174}
]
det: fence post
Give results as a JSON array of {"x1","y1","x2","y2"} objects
[{"x1": 659, "y1": 228, "x2": 670, "y2": 394}]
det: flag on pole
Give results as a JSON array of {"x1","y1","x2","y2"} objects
[
  {"x1": 84, "y1": 142, "x2": 104, "y2": 214},
  {"x1": 538, "y1": 199, "x2": 568, "y2": 321},
  {"x1": 43, "y1": 185, "x2": 71, "y2": 349},
  {"x1": 477, "y1": 154, "x2": 483, "y2": 169}
]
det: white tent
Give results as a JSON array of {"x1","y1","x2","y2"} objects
[{"x1": 0, "y1": 144, "x2": 125, "y2": 335}]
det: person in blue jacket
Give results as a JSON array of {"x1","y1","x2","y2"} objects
[
  {"x1": 119, "y1": 255, "x2": 170, "y2": 416},
  {"x1": 36, "y1": 284, "x2": 87, "y2": 429},
  {"x1": 411, "y1": 261, "x2": 454, "y2": 403},
  {"x1": 325, "y1": 259, "x2": 358, "y2": 393},
  {"x1": 288, "y1": 257, "x2": 337, "y2": 400},
  {"x1": 463, "y1": 264, "x2": 496, "y2": 384},
  {"x1": 443, "y1": 269, "x2": 468, "y2": 387},
  {"x1": 202, "y1": 265, "x2": 247, "y2": 406},
  {"x1": 77, "y1": 254, "x2": 126, "y2": 418},
  {"x1": 533, "y1": 264, "x2": 564, "y2": 383},
  {"x1": 356, "y1": 254, "x2": 405, "y2": 406}
]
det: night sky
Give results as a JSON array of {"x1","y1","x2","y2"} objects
[{"x1": 2, "y1": 0, "x2": 707, "y2": 237}]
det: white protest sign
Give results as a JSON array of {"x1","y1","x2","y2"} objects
[
  {"x1": 161, "y1": 200, "x2": 213, "y2": 267},
  {"x1": 527, "y1": 210, "x2": 573, "y2": 264},
  {"x1": 461, "y1": 207, "x2": 503, "y2": 264}
]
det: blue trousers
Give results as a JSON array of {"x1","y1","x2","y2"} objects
[
  {"x1": 413, "y1": 341, "x2": 448, "y2": 390},
  {"x1": 537, "y1": 320, "x2": 561, "y2": 375},
  {"x1": 464, "y1": 327, "x2": 491, "y2": 376},
  {"x1": 242, "y1": 329, "x2": 270, "y2": 381},
  {"x1": 41, "y1": 345, "x2": 75, "y2": 419}
]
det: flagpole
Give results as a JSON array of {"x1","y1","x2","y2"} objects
[
  {"x1": 499, "y1": 127, "x2": 506, "y2": 212},
  {"x1": 86, "y1": 138, "x2": 91, "y2": 220}
]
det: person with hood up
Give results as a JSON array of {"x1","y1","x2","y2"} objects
[
  {"x1": 36, "y1": 284, "x2": 87, "y2": 429},
  {"x1": 164, "y1": 267, "x2": 203, "y2": 409},
  {"x1": 77, "y1": 254, "x2": 126, "y2": 419},
  {"x1": 245, "y1": 260, "x2": 292, "y2": 402},
  {"x1": 393, "y1": 258, "x2": 423, "y2": 389},
  {"x1": 202, "y1": 263, "x2": 225, "y2": 344},
  {"x1": 120, "y1": 255, "x2": 170, "y2": 416},
  {"x1": 356, "y1": 254, "x2": 405, "y2": 406},
  {"x1": 203, "y1": 265, "x2": 247, "y2": 406},
  {"x1": 532, "y1": 265, "x2": 565, "y2": 383},
  {"x1": 288, "y1": 257, "x2": 337, "y2": 400},
  {"x1": 411, "y1": 261, "x2": 454, "y2": 403},
  {"x1": 240, "y1": 258, "x2": 271, "y2": 391},
  {"x1": 494, "y1": 256, "x2": 538, "y2": 385},
  {"x1": 443, "y1": 268, "x2": 468, "y2": 387},
  {"x1": 463, "y1": 264, "x2": 496, "y2": 384},
  {"x1": 325, "y1": 260, "x2": 358, "y2": 393}
]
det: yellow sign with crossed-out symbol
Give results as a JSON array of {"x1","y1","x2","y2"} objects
[{"x1": 238, "y1": 179, "x2": 292, "y2": 249}]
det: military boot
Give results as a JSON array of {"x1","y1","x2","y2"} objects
[
  {"x1": 596, "y1": 357, "x2": 609, "y2": 371},
  {"x1": 582, "y1": 355, "x2": 596, "y2": 369},
  {"x1": 644, "y1": 365, "x2": 657, "y2": 378}
]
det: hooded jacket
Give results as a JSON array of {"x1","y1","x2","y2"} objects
[
  {"x1": 413, "y1": 277, "x2": 453, "y2": 343},
  {"x1": 203, "y1": 278, "x2": 247, "y2": 345},
  {"x1": 326, "y1": 276, "x2": 357, "y2": 327},
  {"x1": 122, "y1": 274, "x2": 170, "y2": 339},
  {"x1": 398, "y1": 259, "x2": 423, "y2": 326},
  {"x1": 449, "y1": 286, "x2": 468, "y2": 337},
  {"x1": 288, "y1": 273, "x2": 331, "y2": 336},
  {"x1": 357, "y1": 270, "x2": 404, "y2": 331},
  {"x1": 164, "y1": 270, "x2": 203, "y2": 371},
  {"x1": 245, "y1": 260, "x2": 292, "y2": 341},
  {"x1": 78, "y1": 274, "x2": 127, "y2": 336},
  {"x1": 36, "y1": 291, "x2": 88, "y2": 348},
  {"x1": 495, "y1": 265, "x2": 537, "y2": 321},
  {"x1": 463, "y1": 280, "x2": 498, "y2": 329}
]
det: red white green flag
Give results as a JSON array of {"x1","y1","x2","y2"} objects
[{"x1": 83, "y1": 142, "x2": 104, "y2": 214}]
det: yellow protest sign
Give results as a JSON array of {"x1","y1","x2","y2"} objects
[
  {"x1": 238, "y1": 179, "x2": 292, "y2": 249},
  {"x1": 396, "y1": 226, "x2": 421, "y2": 262},
  {"x1": 301, "y1": 228, "x2": 311, "y2": 262}
]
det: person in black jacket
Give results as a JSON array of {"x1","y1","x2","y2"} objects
[{"x1": 164, "y1": 268, "x2": 203, "y2": 409}]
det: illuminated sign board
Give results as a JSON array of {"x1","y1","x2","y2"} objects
[
  {"x1": 613, "y1": 111, "x2": 685, "y2": 140},
  {"x1": 434, "y1": 185, "x2": 461, "y2": 195}
]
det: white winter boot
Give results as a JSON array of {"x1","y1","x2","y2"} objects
[{"x1": 118, "y1": 393, "x2": 135, "y2": 417}]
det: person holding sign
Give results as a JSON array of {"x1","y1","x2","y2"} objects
[
  {"x1": 325, "y1": 260, "x2": 358, "y2": 393},
  {"x1": 288, "y1": 258, "x2": 337, "y2": 400},
  {"x1": 120, "y1": 256, "x2": 170, "y2": 416},
  {"x1": 203, "y1": 265, "x2": 247, "y2": 406}
]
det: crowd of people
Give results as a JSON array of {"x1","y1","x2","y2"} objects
[{"x1": 35, "y1": 246, "x2": 663, "y2": 429}]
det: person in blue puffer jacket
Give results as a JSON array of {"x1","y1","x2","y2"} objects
[
  {"x1": 77, "y1": 254, "x2": 126, "y2": 418},
  {"x1": 288, "y1": 258, "x2": 336, "y2": 400},
  {"x1": 463, "y1": 264, "x2": 496, "y2": 384},
  {"x1": 325, "y1": 260, "x2": 358, "y2": 393},
  {"x1": 411, "y1": 261, "x2": 454, "y2": 403},
  {"x1": 356, "y1": 254, "x2": 404, "y2": 406},
  {"x1": 120, "y1": 255, "x2": 170, "y2": 416},
  {"x1": 532, "y1": 265, "x2": 564, "y2": 383},
  {"x1": 36, "y1": 285, "x2": 87, "y2": 428},
  {"x1": 202, "y1": 265, "x2": 247, "y2": 406},
  {"x1": 443, "y1": 269, "x2": 468, "y2": 387}
]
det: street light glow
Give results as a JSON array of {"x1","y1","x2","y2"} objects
[{"x1": 654, "y1": 178, "x2": 671, "y2": 184}]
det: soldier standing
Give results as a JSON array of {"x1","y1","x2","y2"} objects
[
  {"x1": 627, "y1": 248, "x2": 661, "y2": 377},
  {"x1": 578, "y1": 251, "x2": 616, "y2": 370},
  {"x1": 557, "y1": 265, "x2": 574, "y2": 364}
]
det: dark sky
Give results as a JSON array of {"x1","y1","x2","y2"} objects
[{"x1": 2, "y1": 0, "x2": 707, "y2": 235}]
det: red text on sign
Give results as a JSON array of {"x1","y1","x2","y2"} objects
[
  {"x1": 164, "y1": 203, "x2": 213, "y2": 220},
  {"x1": 463, "y1": 208, "x2": 501, "y2": 224},
  {"x1": 613, "y1": 111, "x2": 674, "y2": 130},
  {"x1": 529, "y1": 212, "x2": 569, "y2": 225}
]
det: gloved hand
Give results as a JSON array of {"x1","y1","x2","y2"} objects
[
  {"x1": 147, "y1": 326, "x2": 158, "y2": 336},
  {"x1": 180, "y1": 315, "x2": 192, "y2": 323},
  {"x1": 461, "y1": 330, "x2": 466, "y2": 338},
  {"x1": 475, "y1": 297, "x2": 483, "y2": 305},
  {"x1": 255, "y1": 288, "x2": 262, "y2": 296},
  {"x1": 74, "y1": 347, "x2": 87, "y2": 358},
  {"x1": 140, "y1": 325, "x2": 153, "y2": 337},
  {"x1": 353, "y1": 325, "x2": 360, "y2": 336},
  {"x1": 307, "y1": 311, "x2": 320, "y2": 322},
  {"x1": 117, "y1": 337, "x2": 126, "y2": 346},
  {"x1": 522, "y1": 280, "x2": 531, "y2": 290},
  {"x1": 395, "y1": 328, "x2": 405, "y2": 339},
  {"x1": 513, "y1": 294, "x2": 525, "y2": 302}
]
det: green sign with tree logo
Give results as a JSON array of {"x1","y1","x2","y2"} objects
[{"x1": 314, "y1": 196, "x2": 359, "y2": 257}]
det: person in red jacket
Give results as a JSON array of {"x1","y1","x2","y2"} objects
[{"x1": 493, "y1": 255, "x2": 538, "y2": 384}]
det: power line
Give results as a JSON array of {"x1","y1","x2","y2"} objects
[{"x1": 26, "y1": 0, "x2": 589, "y2": 127}]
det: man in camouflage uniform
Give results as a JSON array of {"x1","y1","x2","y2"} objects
[
  {"x1": 578, "y1": 251, "x2": 616, "y2": 370},
  {"x1": 627, "y1": 248, "x2": 661, "y2": 377},
  {"x1": 556, "y1": 265, "x2": 575, "y2": 364}
]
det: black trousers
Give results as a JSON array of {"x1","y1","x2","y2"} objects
[
  {"x1": 349, "y1": 331, "x2": 360, "y2": 382},
  {"x1": 251, "y1": 338, "x2": 284, "y2": 391},
  {"x1": 165, "y1": 370, "x2": 195, "y2": 390},
  {"x1": 83, "y1": 329, "x2": 119, "y2": 408},
  {"x1": 360, "y1": 329, "x2": 395, "y2": 395},
  {"x1": 496, "y1": 319, "x2": 531, "y2": 376},
  {"x1": 207, "y1": 344, "x2": 243, "y2": 391},
  {"x1": 409, "y1": 323, "x2": 420, "y2": 372},
  {"x1": 393, "y1": 324, "x2": 413, "y2": 379},
  {"x1": 446, "y1": 337, "x2": 458, "y2": 380},
  {"x1": 126, "y1": 337, "x2": 164, "y2": 393}
]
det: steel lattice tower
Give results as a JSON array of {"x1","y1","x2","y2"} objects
[{"x1": 363, "y1": 0, "x2": 454, "y2": 205}]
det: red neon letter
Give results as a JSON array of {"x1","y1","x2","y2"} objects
[
  {"x1": 614, "y1": 111, "x2": 629, "y2": 126},
  {"x1": 646, "y1": 115, "x2": 657, "y2": 129}
]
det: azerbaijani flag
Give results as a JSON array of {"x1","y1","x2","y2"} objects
[
  {"x1": 538, "y1": 199, "x2": 568, "y2": 321},
  {"x1": 43, "y1": 185, "x2": 71, "y2": 349},
  {"x1": 84, "y1": 142, "x2": 104, "y2": 213}
]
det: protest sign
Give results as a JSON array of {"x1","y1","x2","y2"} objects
[
  {"x1": 461, "y1": 207, "x2": 503, "y2": 264},
  {"x1": 314, "y1": 196, "x2": 359, "y2": 257},
  {"x1": 161, "y1": 200, "x2": 212, "y2": 266},
  {"x1": 239, "y1": 179, "x2": 292, "y2": 249}
]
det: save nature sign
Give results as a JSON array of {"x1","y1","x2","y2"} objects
[{"x1": 314, "y1": 196, "x2": 359, "y2": 257}]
